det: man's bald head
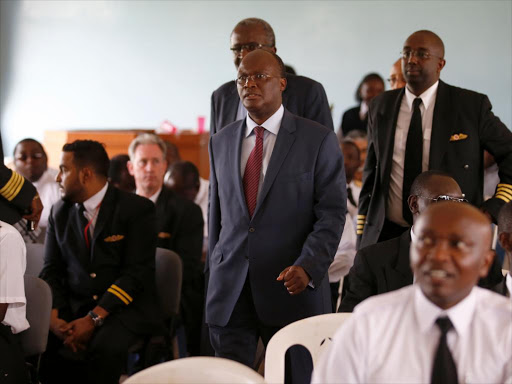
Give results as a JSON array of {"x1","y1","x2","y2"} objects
[
  {"x1": 230, "y1": 18, "x2": 277, "y2": 69},
  {"x1": 407, "y1": 30, "x2": 445, "y2": 58},
  {"x1": 411, "y1": 202, "x2": 494, "y2": 309}
]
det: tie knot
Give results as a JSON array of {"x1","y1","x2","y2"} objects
[
  {"x1": 435, "y1": 317, "x2": 454, "y2": 334},
  {"x1": 254, "y1": 126, "x2": 265, "y2": 139},
  {"x1": 413, "y1": 98, "x2": 422, "y2": 108}
]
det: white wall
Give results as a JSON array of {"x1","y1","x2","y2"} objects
[{"x1": 1, "y1": 0, "x2": 511, "y2": 154}]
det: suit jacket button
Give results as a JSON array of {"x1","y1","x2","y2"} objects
[
  {"x1": 249, "y1": 227, "x2": 255, "y2": 233},
  {"x1": 90, "y1": 273, "x2": 97, "y2": 278},
  {"x1": 464, "y1": 164, "x2": 469, "y2": 169},
  {"x1": 93, "y1": 295, "x2": 98, "y2": 300}
]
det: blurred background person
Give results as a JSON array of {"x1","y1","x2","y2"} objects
[
  {"x1": 344, "y1": 129, "x2": 368, "y2": 183},
  {"x1": 12, "y1": 138, "x2": 60, "y2": 243},
  {"x1": 388, "y1": 59, "x2": 406, "y2": 90},
  {"x1": 108, "y1": 154, "x2": 135, "y2": 193},
  {"x1": 339, "y1": 73, "x2": 385, "y2": 137}
]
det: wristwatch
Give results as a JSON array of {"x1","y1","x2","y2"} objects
[{"x1": 88, "y1": 311, "x2": 104, "y2": 327}]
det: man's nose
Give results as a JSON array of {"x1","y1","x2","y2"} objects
[{"x1": 428, "y1": 241, "x2": 450, "y2": 262}]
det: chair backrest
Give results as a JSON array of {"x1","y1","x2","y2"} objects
[
  {"x1": 124, "y1": 356, "x2": 266, "y2": 384},
  {"x1": 155, "y1": 247, "x2": 182, "y2": 319},
  {"x1": 25, "y1": 243, "x2": 45, "y2": 276},
  {"x1": 264, "y1": 313, "x2": 351, "y2": 384},
  {"x1": 19, "y1": 275, "x2": 52, "y2": 357}
]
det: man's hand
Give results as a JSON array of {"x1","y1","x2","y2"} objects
[
  {"x1": 22, "y1": 194, "x2": 43, "y2": 228},
  {"x1": 277, "y1": 266, "x2": 311, "y2": 295},
  {"x1": 49, "y1": 309, "x2": 72, "y2": 341},
  {"x1": 63, "y1": 316, "x2": 95, "y2": 353}
]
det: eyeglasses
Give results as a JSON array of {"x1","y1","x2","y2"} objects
[
  {"x1": 417, "y1": 195, "x2": 468, "y2": 203},
  {"x1": 236, "y1": 73, "x2": 280, "y2": 86},
  {"x1": 400, "y1": 49, "x2": 443, "y2": 61},
  {"x1": 15, "y1": 153, "x2": 45, "y2": 161},
  {"x1": 230, "y1": 43, "x2": 273, "y2": 55}
]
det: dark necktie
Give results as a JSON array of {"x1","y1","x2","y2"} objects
[
  {"x1": 243, "y1": 126, "x2": 265, "y2": 217},
  {"x1": 77, "y1": 203, "x2": 91, "y2": 249},
  {"x1": 431, "y1": 317, "x2": 458, "y2": 384},
  {"x1": 403, "y1": 97, "x2": 423, "y2": 225},
  {"x1": 347, "y1": 186, "x2": 357, "y2": 207}
]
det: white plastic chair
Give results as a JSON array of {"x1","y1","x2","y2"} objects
[
  {"x1": 124, "y1": 356, "x2": 266, "y2": 384},
  {"x1": 264, "y1": 313, "x2": 351, "y2": 384}
]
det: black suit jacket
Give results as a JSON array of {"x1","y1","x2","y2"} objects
[
  {"x1": 40, "y1": 185, "x2": 160, "y2": 333},
  {"x1": 0, "y1": 133, "x2": 37, "y2": 224},
  {"x1": 210, "y1": 73, "x2": 334, "y2": 135},
  {"x1": 340, "y1": 105, "x2": 367, "y2": 136},
  {"x1": 339, "y1": 229, "x2": 505, "y2": 312},
  {"x1": 358, "y1": 80, "x2": 512, "y2": 248}
]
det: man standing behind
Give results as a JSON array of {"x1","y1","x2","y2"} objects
[
  {"x1": 358, "y1": 30, "x2": 512, "y2": 248},
  {"x1": 210, "y1": 17, "x2": 333, "y2": 135},
  {"x1": 313, "y1": 202, "x2": 511, "y2": 383},
  {"x1": 128, "y1": 133, "x2": 204, "y2": 356},
  {"x1": 207, "y1": 49, "x2": 345, "y2": 367},
  {"x1": 388, "y1": 59, "x2": 406, "y2": 90},
  {"x1": 40, "y1": 140, "x2": 159, "y2": 384}
]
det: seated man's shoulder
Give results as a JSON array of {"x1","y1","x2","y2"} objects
[
  {"x1": 473, "y1": 286, "x2": 512, "y2": 318},
  {"x1": 358, "y1": 235, "x2": 403, "y2": 264},
  {"x1": 115, "y1": 188, "x2": 155, "y2": 213},
  {"x1": 0, "y1": 220, "x2": 24, "y2": 244}
]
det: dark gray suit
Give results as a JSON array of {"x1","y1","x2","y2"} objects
[
  {"x1": 358, "y1": 80, "x2": 512, "y2": 248},
  {"x1": 207, "y1": 109, "x2": 346, "y2": 329},
  {"x1": 210, "y1": 74, "x2": 334, "y2": 135}
]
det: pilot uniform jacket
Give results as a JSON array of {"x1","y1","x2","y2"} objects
[
  {"x1": 339, "y1": 229, "x2": 506, "y2": 312},
  {"x1": 0, "y1": 134, "x2": 37, "y2": 224},
  {"x1": 207, "y1": 109, "x2": 346, "y2": 328},
  {"x1": 210, "y1": 73, "x2": 334, "y2": 135},
  {"x1": 358, "y1": 80, "x2": 512, "y2": 248},
  {"x1": 40, "y1": 185, "x2": 160, "y2": 333}
]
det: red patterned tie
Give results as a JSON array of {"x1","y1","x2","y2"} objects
[{"x1": 243, "y1": 126, "x2": 265, "y2": 217}]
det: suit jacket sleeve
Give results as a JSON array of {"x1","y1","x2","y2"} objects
[
  {"x1": 338, "y1": 248, "x2": 376, "y2": 312},
  {"x1": 40, "y1": 205, "x2": 71, "y2": 310},
  {"x1": 98, "y1": 199, "x2": 157, "y2": 314},
  {"x1": 478, "y1": 94, "x2": 512, "y2": 220},
  {"x1": 294, "y1": 131, "x2": 346, "y2": 285},
  {"x1": 304, "y1": 81, "x2": 334, "y2": 131},
  {"x1": 357, "y1": 105, "x2": 378, "y2": 245},
  {"x1": 207, "y1": 136, "x2": 221, "y2": 271}
]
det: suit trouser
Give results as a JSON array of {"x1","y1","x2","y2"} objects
[
  {"x1": 208, "y1": 277, "x2": 313, "y2": 384},
  {"x1": 40, "y1": 315, "x2": 139, "y2": 384},
  {"x1": 0, "y1": 323, "x2": 28, "y2": 384}
]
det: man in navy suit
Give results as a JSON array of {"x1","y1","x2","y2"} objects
[
  {"x1": 207, "y1": 49, "x2": 346, "y2": 369},
  {"x1": 210, "y1": 17, "x2": 333, "y2": 135}
]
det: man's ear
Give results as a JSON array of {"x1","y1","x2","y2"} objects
[
  {"x1": 79, "y1": 167, "x2": 93, "y2": 184},
  {"x1": 127, "y1": 161, "x2": 134, "y2": 176},
  {"x1": 408, "y1": 195, "x2": 419, "y2": 215},
  {"x1": 479, "y1": 249, "x2": 495, "y2": 279},
  {"x1": 280, "y1": 77, "x2": 287, "y2": 92},
  {"x1": 498, "y1": 232, "x2": 512, "y2": 253},
  {"x1": 437, "y1": 58, "x2": 446, "y2": 73}
]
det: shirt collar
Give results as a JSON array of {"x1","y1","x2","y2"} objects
[
  {"x1": 149, "y1": 187, "x2": 163, "y2": 204},
  {"x1": 245, "y1": 104, "x2": 284, "y2": 138},
  {"x1": 83, "y1": 182, "x2": 108, "y2": 214},
  {"x1": 405, "y1": 80, "x2": 439, "y2": 112},
  {"x1": 414, "y1": 284, "x2": 476, "y2": 336}
]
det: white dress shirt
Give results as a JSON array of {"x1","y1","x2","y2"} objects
[
  {"x1": 506, "y1": 273, "x2": 512, "y2": 299},
  {"x1": 33, "y1": 168, "x2": 61, "y2": 228},
  {"x1": 195, "y1": 177, "x2": 209, "y2": 238},
  {"x1": 387, "y1": 81, "x2": 439, "y2": 226},
  {"x1": 312, "y1": 285, "x2": 512, "y2": 384},
  {"x1": 328, "y1": 212, "x2": 357, "y2": 283},
  {"x1": 240, "y1": 104, "x2": 284, "y2": 198},
  {"x1": 347, "y1": 179, "x2": 361, "y2": 229},
  {"x1": 0, "y1": 221, "x2": 29, "y2": 334},
  {"x1": 81, "y1": 182, "x2": 108, "y2": 236},
  {"x1": 147, "y1": 187, "x2": 163, "y2": 205}
]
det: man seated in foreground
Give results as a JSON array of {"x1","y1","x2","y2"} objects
[
  {"x1": 497, "y1": 201, "x2": 512, "y2": 297},
  {"x1": 313, "y1": 202, "x2": 512, "y2": 383},
  {"x1": 340, "y1": 170, "x2": 504, "y2": 312},
  {"x1": 39, "y1": 140, "x2": 160, "y2": 384}
]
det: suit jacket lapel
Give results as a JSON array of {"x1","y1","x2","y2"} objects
[
  {"x1": 90, "y1": 185, "x2": 115, "y2": 262},
  {"x1": 72, "y1": 204, "x2": 91, "y2": 266},
  {"x1": 379, "y1": 89, "x2": 405, "y2": 186},
  {"x1": 384, "y1": 229, "x2": 413, "y2": 291},
  {"x1": 233, "y1": 120, "x2": 249, "y2": 219},
  {"x1": 253, "y1": 110, "x2": 296, "y2": 218},
  {"x1": 429, "y1": 80, "x2": 455, "y2": 170}
]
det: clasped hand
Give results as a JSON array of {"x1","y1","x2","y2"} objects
[{"x1": 50, "y1": 313, "x2": 95, "y2": 353}]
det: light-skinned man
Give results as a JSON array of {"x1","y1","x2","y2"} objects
[
  {"x1": 210, "y1": 17, "x2": 333, "y2": 135},
  {"x1": 128, "y1": 133, "x2": 204, "y2": 356},
  {"x1": 314, "y1": 202, "x2": 512, "y2": 383},
  {"x1": 388, "y1": 58, "x2": 406, "y2": 90}
]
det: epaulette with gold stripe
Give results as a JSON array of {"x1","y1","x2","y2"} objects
[
  {"x1": 495, "y1": 183, "x2": 512, "y2": 203},
  {"x1": 107, "y1": 284, "x2": 133, "y2": 305},
  {"x1": 0, "y1": 171, "x2": 24, "y2": 201},
  {"x1": 357, "y1": 214, "x2": 366, "y2": 235}
]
